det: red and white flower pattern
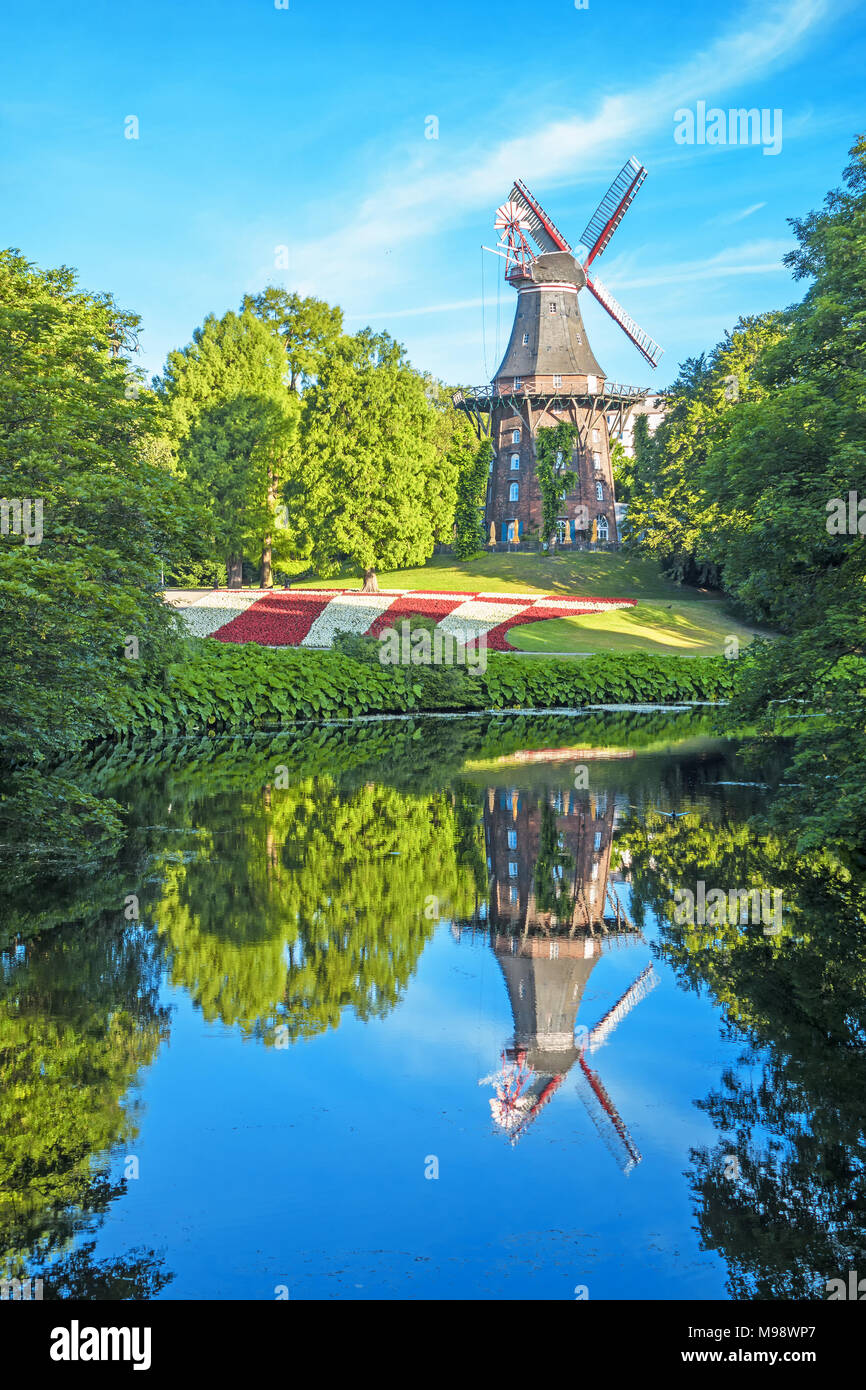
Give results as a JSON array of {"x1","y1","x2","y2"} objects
[{"x1": 172, "y1": 588, "x2": 636, "y2": 650}]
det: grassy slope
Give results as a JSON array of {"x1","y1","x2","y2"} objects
[
  {"x1": 291, "y1": 550, "x2": 677, "y2": 597},
  {"x1": 291, "y1": 552, "x2": 772, "y2": 658}
]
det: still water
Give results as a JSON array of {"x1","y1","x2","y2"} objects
[{"x1": 3, "y1": 712, "x2": 864, "y2": 1300}]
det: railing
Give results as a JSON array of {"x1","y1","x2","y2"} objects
[{"x1": 454, "y1": 381, "x2": 656, "y2": 407}]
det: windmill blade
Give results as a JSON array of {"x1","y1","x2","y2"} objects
[
  {"x1": 584, "y1": 964, "x2": 659, "y2": 1054},
  {"x1": 585, "y1": 272, "x2": 664, "y2": 369},
  {"x1": 580, "y1": 156, "x2": 647, "y2": 268},
  {"x1": 508, "y1": 179, "x2": 572, "y2": 255}
]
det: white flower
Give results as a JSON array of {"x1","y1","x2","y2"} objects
[{"x1": 301, "y1": 593, "x2": 395, "y2": 647}]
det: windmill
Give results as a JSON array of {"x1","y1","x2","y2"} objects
[{"x1": 459, "y1": 157, "x2": 663, "y2": 550}]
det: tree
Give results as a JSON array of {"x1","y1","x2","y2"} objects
[
  {"x1": 291, "y1": 330, "x2": 458, "y2": 591},
  {"x1": 0, "y1": 249, "x2": 190, "y2": 773},
  {"x1": 240, "y1": 286, "x2": 343, "y2": 393},
  {"x1": 454, "y1": 433, "x2": 492, "y2": 560},
  {"x1": 535, "y1": 423, "x2": 578, "y2": 549},
  {"x1": 160, "y1": 310, "x2": 297, "y2": 587}
]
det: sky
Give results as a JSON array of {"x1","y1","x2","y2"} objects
[{"x1": 1, "y1": 0, "x2": 863, "y2": 390}]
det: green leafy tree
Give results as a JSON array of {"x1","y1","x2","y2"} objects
[
  {"x1": 160, "y1": 310, "x2": 297, "y2": 587},
  {"x1": 241, "y1": 286, "x2": 343, "y2": 393},
  {"x1": 535, "y1": 422, "x2": 578, "y2": 549},
  {"x1": 0, "y1": 249, "x2": 190, "y2": 776},
  {"x1": 454, "y1": 435, "x2": 493, "y2": 559},
  {"x1": 291, "y1": 330, "x2": 458, "y2": 590}
]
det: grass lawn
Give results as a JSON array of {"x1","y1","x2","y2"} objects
[
  {"x1": 290, "y1": 550, "x2": 688, "y2": 599},
  {"x1": 290, "y1": 551, "x2": 773, "y2": 656},
  {"x1": 173, "y1": 552, "x2": 774, "y2": 658},
  {"x1": 508, "y1": 600, "x2": 767, "y2": 657}
]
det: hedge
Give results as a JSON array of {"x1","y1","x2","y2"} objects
[{"x1": 102, "y1": 640, "x2": 738, "y2": 738}]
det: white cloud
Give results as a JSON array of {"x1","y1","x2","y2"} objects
[
  {"x1": 346, "y1": 239, "x2": 794, "y2": 321},
  {"x1": 714, "y1": 201, "x2": 768, "y2": 225},
  {"x1": 291, "y1": 0, "x2": 830, "y2": 300}
]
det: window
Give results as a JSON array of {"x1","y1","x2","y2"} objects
[
  {"x1": 589, "y1": 887, "x2": 597, "y2": 903},
  {"x1": 510, "y1": 453, "x2": 520, "y2": 470},
  {"x1": 512, "y1": 428, "x2": 521, "y2": 443},
  {"x1": 595, "y1": 481, "x2": 604, "y2": 501},
  {"x1": 508, "y1": 862, "x2": 518, "y2": 878},
  {"x1": 591, "y1": 862, "x2": 599, "y2": 881},
  {"x1": 513, "y1": 377, "x2": 522, "y2": 390},
  {"x1": 522, "y1": 333, "x2": 529, "y2": 346},
  {"x1": 509, "y1": 885, "x2": 519, "y2": 904},
  {"x1": 592, "y1": 429, "x2": 599, "y2": 443},
  {"x1": 548, "y1": 302, "x2": 557, "y2": 314},
  {"x1": 556, "y1": 517, "x2": 569, "y2": 545},
  {"x1": 587, "y1": 374, "x2": 598, "y2": 393},
  {"x1": 509, "y1": 482, "x2": 519, "y2": 502},
  {"x1": 593, "y1": 452, "x2": 602, "y2": 470},
  {"x1": 555, "y1": 450, "x2": 564, "y2": 470},
  {"x1": 553, "y1": 374, "x2": 562, "y2": 388},
  {"x1": 594, "y1": 831, "x2": 602, "y2": 851},
  {"x1": 596, "y1": 793, "x2": 607, "y2": 816},
  {"x1": 507, "y1": 830, "x2": 517, "y2": 850},
  {"x1": 597, "y1": 515, "x2": 609, "y2": 541}
]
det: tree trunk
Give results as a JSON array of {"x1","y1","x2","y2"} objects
[
  {"x1": 260, "y1": 538, "x2": 272, "y2": 589},
  {"x1": 260, "y1": 463, "x2": 277, "y2": 588},
  {"x1": 227, "y1": 554, "x2": 243, "y2": 589},
  {"x1": 361, "y1": 568, "x2": 379, "y2": 593}
]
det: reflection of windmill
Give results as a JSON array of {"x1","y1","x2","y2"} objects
[
  {"x1": 575, "y1": 963, "x2": 659, "y2": 1175},
  {"x1": 457, "y1": 157, "x2": 663, "y2": 548},
  {"x1": 480, "y1": 933, "x2": 657, "y2": 1172}
]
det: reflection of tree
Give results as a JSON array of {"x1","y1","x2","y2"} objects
[
  {"x1": 154, "y1": 777, "x2": 482, "y2": 1041},
  {"x1": 619, "y1": 810, "x2": 866, "y2": 1298},
  {"x1": 0, "y1": 920, "x2": 170, "y2": 1288},
  {"x1": 532, "y1": 800, "x2": 575, "y2": 917}
]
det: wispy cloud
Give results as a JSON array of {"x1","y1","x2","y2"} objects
[
  {"x1": 714, "y1": 201, "x2": 768, "y2": 225},
  {"x1": 347, "y1": 239, "x2": 795, "y2": 321},
  {"x1": 289, "y1": 0, "x2": 830, "y2": 300},
  {"x1": 615, "y1": 238, "x2": 794, "y2": 289}
]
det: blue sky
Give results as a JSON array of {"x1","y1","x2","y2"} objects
[{"x1": 2, "y1": 0, "x2": 862, "y2": 389}]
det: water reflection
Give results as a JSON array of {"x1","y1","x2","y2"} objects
[
  {"x1": 0, "y1": 920, "x2": 172, "y2": 1296},
  {"x1": 457, "y1": 778, "x2": 656, "y2": 1168},
  {"x1": 1, "y1": 713, "x2": 864, "y2": 1300}
]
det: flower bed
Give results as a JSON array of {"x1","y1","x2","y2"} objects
[{"x1": 173, "y1": 588, "x2": 636, "y2": 649}]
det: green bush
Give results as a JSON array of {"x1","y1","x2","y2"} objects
[{"x1": 100, "y1": 641, "x2": 738, "y2": 739}]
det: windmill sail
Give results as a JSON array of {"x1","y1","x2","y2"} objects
[
  {"x1": 509, "y1": 180, "x2": 572, "y2": 255},
  {"x1": 580, "y1": 156, "x2": 647, "y2": 267},
  {"x1": 586, "y1": 273, "x2": 664, "y2": 369}
]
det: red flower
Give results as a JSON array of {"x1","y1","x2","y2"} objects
[
  {"x1": 365, "y1": 594, "x2": 469, "y2": 637},
  {"x1": 211, "y1": 592, "x2": 332, "y2": 645}
]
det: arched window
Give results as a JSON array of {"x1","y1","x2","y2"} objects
[
  {"x1": 512, "y1": 428, "x2": 521, "y2": 443},
  {"x1": 510, "y1": 453, "x2": 520, "y2": 470},
  {"x1": 595, "y1": 481, "x2": 604, "y2": 501},
  {"x1": 597, "y1": 515, "x2": 609, "y2": 541},
  {"x1": 509, "y1": 482, "x2": 519, "y2": 502}
]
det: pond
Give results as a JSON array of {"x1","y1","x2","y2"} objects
[{"x1": 2, "y1": 711, "x2": 864, "y2": 1301}]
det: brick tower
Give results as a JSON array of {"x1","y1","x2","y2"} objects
[{"x1": 456, "y1": 161, "x2": 663, "y2": 550}]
